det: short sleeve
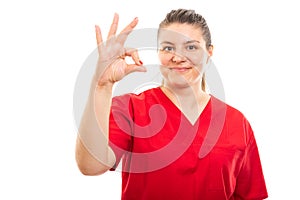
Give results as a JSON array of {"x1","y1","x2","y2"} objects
[
  {"x1": 108, "y1": 94, "x2": 133, "y2": 170},
  {"x1": 233, "y1": 121, "x2": 268, "y2": 199}
]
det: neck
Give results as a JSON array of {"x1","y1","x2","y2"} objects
[
  {"x1": 160, "y1": 82, "x2": 210, "y2": 125},
  {"x1": 161, "y1": 82, "x2": 206, "y2": 109}
]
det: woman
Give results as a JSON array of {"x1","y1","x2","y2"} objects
[{"x1": 76, "y1": 9, "x2": 268, "y2": 200}]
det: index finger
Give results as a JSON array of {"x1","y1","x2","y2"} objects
[{"x1": 107, "y1": 13, "x2": 119, "y2": 39}]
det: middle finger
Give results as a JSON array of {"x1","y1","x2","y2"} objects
[{"x1": 107, "y1": 13, "x2": 119, "y2": 39}]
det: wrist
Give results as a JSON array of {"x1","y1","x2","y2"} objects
[
  {"x1": 90, "y1": 76, "x2": 114, "y2": 90},
  {"x1": 90, "y1": 80, "x2": 114, "y2": 93}
]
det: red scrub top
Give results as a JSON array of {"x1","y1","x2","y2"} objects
[{"x1": 109, "y1": 87, "x2": 268, "y2": 200}]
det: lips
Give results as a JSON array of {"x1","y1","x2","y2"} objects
[{"x1": 170, "y1": 67, "x2": 192, "y2": 72}]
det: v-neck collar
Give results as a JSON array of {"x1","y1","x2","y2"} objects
[{"x1": 154, "y1": 87, "x2": 212, "y2": 126}]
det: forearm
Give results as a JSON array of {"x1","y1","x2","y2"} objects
[
  {"x1": 76, "y1": 14, "x2": 142, "y2": 175},
  {"x1": 76, "y1": 78, "x2": 116, "y2": 175}
]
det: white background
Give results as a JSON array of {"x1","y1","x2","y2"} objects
[{"x1": 1, "y1": 0, "x2": 299, "y2": 199}]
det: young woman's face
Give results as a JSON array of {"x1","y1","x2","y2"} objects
[{"x1": 158, "y1": 23, "x2": 211, "y2": 89}]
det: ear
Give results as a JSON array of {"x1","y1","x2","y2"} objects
[
  {"x1": 205, "y1": 45, "x2": 214, "y2": 65},
  {"x1": 208, "y1": 45, "x2": 214, "y2": 57}
]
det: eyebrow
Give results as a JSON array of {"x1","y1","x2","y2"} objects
[{"x1": 159, "y1": 40, "x2": 201, "y2": 45}]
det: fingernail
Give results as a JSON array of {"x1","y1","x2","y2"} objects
[{"x1": 139, "y1": 60, "x2": 143, "y2": 65}]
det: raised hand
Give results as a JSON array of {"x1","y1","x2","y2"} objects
[{"x1": 94, "y1": 13, "x2": 146, "y2": 87}]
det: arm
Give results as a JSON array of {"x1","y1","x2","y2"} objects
[
  {"x1": 75, "y1": 13, "x2": 145, "y2": 176},
  {"x1": 75, "y1": 82, "x2": 115, "y2": 175},
  {"x1": 233, "y1": 120, "x2": 268, "y2": 199}
]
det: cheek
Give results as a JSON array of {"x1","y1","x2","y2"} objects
[
  {"x1": 158, "y1": 53, "x2": 169, "y2": 65},
  {"x1": 159, "y1": 65, "x2": 168, "y2": 78},
  {"x1": 187, "y1": 52, "x2": 209, "y2": 73},
  {"x1": 188, "y1": 52, "x2": 205, "y2": 65}
]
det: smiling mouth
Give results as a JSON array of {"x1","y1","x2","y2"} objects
[{"x1": 170, "y1": 67, "x2": 192, "y2": 72}]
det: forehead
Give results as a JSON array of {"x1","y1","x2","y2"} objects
[{"x1": 158, "y1": 23, "x2": 204, "y2": 43}]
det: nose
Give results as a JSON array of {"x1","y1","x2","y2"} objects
[{"x1": 171, "y1": 52, "x2": 186, "y2": 63}]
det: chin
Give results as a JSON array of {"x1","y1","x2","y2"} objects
[
  {"x1": 168, "y1": 73, "x2": 201, "y2": 86},
  {"x1": 165, "y1": 79, "x2": 196, "y2": 90}
]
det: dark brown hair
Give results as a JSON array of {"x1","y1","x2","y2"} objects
[
  {"x1": 159, "y1": 9, "x2": 212, "y2": 49},
  {"x1": 159, "y1": 9, "x2": 212, "y2": 91}
]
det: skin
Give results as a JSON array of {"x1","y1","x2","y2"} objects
[
  {"x1": 158, "y1": 23, "x2": 209, "y2": 88},
  {"x1": 75, "y1": 13, "x2": 144, "y2": 175},
  {"x1": 75, "y1": 14, "x2": 214, "y2": 175},
  {"x1": 158, "y1": 23, "x2": 214, "y2": 124}
]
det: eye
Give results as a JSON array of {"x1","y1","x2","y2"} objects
[
  {"x1": 186, "y1": 45, "x2": 198, "y2": 51},
  {"x1": 161, "y1": 46, "x2": 174, "y2": 52}
]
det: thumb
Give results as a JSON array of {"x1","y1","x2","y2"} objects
[{"x1": 125, "y1": 64, "x2": 147, "y2": 75}]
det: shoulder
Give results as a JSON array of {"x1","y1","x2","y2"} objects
[
  {"x1": 112, "y1": 87, "x2": 161, "y2": 105},
  {"x1": 210, "y1": 95, "x2": 254, "y2": 146},
  {"x1": 111, "y1": 87, "x2": 162, "y2": 115},
  {"x1": 111, "y1": 87, "x2": 162, "y2": 121},
  {"x1": 210, "y1": 95, "x2": 246, "y2": 120}
]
